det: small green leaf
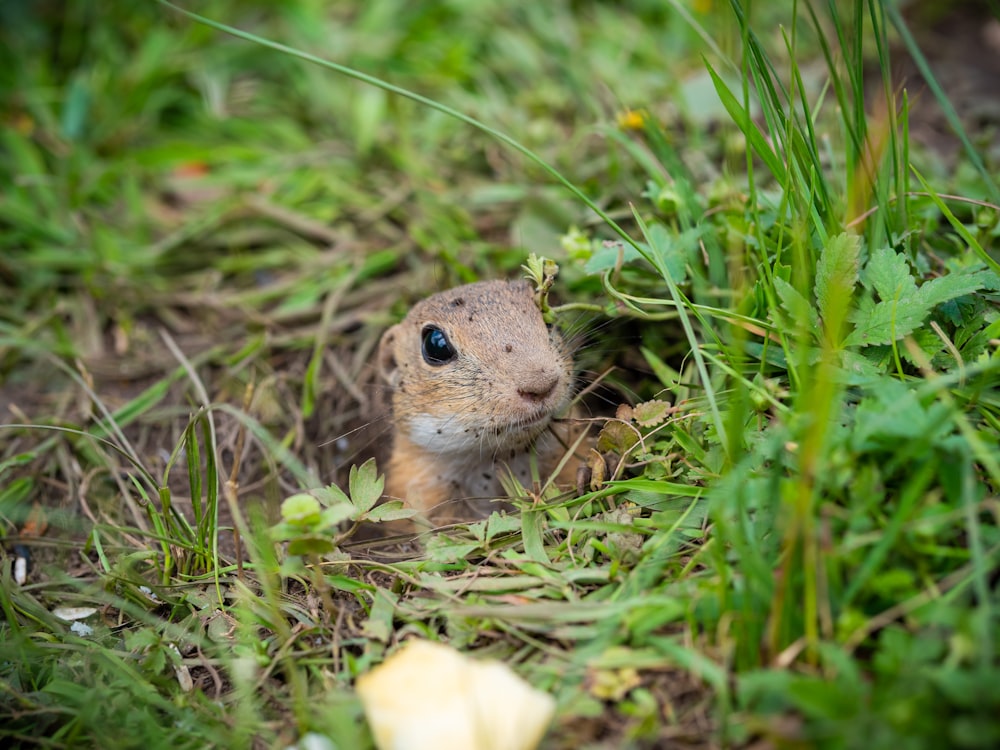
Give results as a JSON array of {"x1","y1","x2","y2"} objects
[
  {"x1": 644, "y1": 222, "x2": 690, "y2": 284},
  {"x1": 773, "y1": 276, "x2": 819, "y2": 333},
  {"x1": 838, "y1": 349, "x2": 886, "y2": 377},
  {"x1": 814, "y1": 232, "x2": 860, "y2": 341},
  {"x1": 844, "y1": 292, "x2": 931, "y2": 347},
  {"x1": 899, "y1": 327, "x2": 943, "y2": 365},
  {"x1": 280, "y1": 494, "x2": 322, "y2": 528},
  {"x1": 632, "y1": 400, "x2": 672, "y2": 428},
  {"x1": 348, "y1": 458, "x2": 384, "y2": 514},
  {"x1": 287, "y1": 535, "x2": 337, "y2": 556},
  {"x1": 319, "y1": 503, "x2": 356, "y2": 529},
  {"x1": 560, "y1": 225, "x2": 595, "y2": 260},
  {"x1": 851, "y1": 379, "x2": 952, "y2": 451},
  {"x1": 360, "y1": 589, "x2": 398, "y2": 644},
  {"x1": 270, "y1": 521, "x2": 298, "y2": 543},
  {"x1": 915, "y1": 267, "x2": 992, "y2": 309},
  {"x1": 786, "y1": 675, "x2": 861, "y2": 720},
  {"x1": 363, "y1": 501, "x2": 417, "y2": 523},
  {"x1": 424, "y1": 535, "x2": 481, "y2": 562},
  {"x1": 313, "y1": 484, "x2": 351, "y2": 507},
  {"x1": 522, "y1": 252, "x2": 546, "y2": 283},
  {"x1": 584, "y1": 241, "x2": 644, "y2": 274},
  {"x1": 864, "y1": 246, "x2": 917, "y2": 301},
  {"x1": 597, "y1": 421, "x2": 640, "y2": 454},
  {"x1": 485, "y1": 512, "x2": 522, "y2": 542}
]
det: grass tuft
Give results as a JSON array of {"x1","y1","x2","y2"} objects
[{"x1": 2, "y1": 1, "x2": 999, "y2": 748}]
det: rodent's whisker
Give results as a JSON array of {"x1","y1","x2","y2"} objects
[{"x1": 318, "y1": 413, "x2": 391, "y2": 449}]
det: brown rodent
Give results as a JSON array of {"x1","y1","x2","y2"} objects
[{"x1": 377, "y1": 279, "x2": 575, "y2": 522}]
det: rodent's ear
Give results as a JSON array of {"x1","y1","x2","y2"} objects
[{"x1": 377, "y1": 325, "x2": 402, "y2": 387}]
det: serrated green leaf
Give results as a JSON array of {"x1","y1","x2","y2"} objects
[
  {"x1": 844, "y1": 293, "x2": 932, "y2": 347},
  {"x1": 851, "y1": 379, "x2": 952, "y2": 451},
  {"x1": 522, "y1": 252, "x2": 546, "y2": 281},
  {"x1": 773, "y1": 276, "x2": 819, "y2": 332},
  {"x1": 348, "y1": 458, "x2": 384, "y2": 513},
  {"x1": 960, "y1": 316, "x2": 1000, "y2": 361},
  {"x1": 847, "y1": 257, "x2": 992, "y2": 348},
  {"x1": 485, "y1": 511, "x2": 523, "y2": 542},
  {"x1": 633, "y1": 400, "x2": 672, "y2": 427},
  {"x1": 864, "y1": 247, "x2": 916, "y2": 301},
  {"x1": 899, "y1": 327, "x2": 944, "y2": 366},
  {"x1": 915, "y1": 267, "x2": 991, "y2": 309},
  {"x1": 814, "y1": 232, "x2": 860, "y2": 340},
  {"x1": 838, "y1": 349, "x2": 886, "y2": 378},
  {"x1": 982, "y1": 269, "x2": 1000, "y2": 291}
]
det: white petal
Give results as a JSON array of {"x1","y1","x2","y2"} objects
[{"x1": 357, "y1": 639, "x2": 555, "y2": 750}]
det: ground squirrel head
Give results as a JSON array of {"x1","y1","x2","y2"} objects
[{"x1": 378, "y1": 279, "x2": 573, "y2": 457}]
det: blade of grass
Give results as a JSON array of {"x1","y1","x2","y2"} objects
[{"x1": 631, "y1": 207, "x2": 728, "y2": 457}]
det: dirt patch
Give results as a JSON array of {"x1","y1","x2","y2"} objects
[{"x1": 890, "y1": 0, "x2": 1000, "y2": 163}]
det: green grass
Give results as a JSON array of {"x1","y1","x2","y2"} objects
[{"x1": 2, "y1": 0, "x2": 999, "y2": 748}]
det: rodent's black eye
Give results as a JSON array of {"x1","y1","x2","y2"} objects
[{"x1": 421, "y1": 325, "x2": 457, "y2": 366}]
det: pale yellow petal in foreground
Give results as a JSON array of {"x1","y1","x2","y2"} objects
[{"x1": 356, "y1": 639, "x2": 556, "y2": 750}]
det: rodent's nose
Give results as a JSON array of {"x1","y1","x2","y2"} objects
[{"x1": 517, "y1": 370, "x2": 560, "y2": 403}]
